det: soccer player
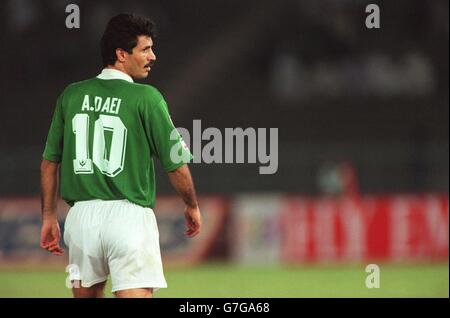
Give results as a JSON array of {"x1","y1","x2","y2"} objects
[{"x1": 39, "y1": 14, "x2": 202, "y2": 298}]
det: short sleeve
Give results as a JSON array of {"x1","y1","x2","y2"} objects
[
  {"x1": 42, "y1": 93, "x2": 65, "y2": 163},
  {"x1": 144, "y1": 98, "x2": 193, "y2": 172}
]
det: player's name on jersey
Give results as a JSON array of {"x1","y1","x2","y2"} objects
[{"x1": 81, "y1": 94, "x2": 121, "y2": 115}]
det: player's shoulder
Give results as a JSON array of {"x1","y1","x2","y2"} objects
[
  {"x1": 127, "y1": 83, "x2": 166, "y2": 110},
  {"x1": 132, "y1": 83, "x2": 164, "y2": 102},
  {"x1": 60, "y1": 78, "x2": 98, "y2": 96}
]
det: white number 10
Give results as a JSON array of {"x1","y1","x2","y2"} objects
[{"x1": 72, "y1": 114, "x2": 127, "y2": 177}]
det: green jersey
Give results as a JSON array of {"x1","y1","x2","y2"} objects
[{"x1": 43, "y1": 69, "x2": 192, "y2": 208}]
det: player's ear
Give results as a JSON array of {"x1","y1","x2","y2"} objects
[{"x1": 115, "y1": 48, "x2": 127, "y2": 63}]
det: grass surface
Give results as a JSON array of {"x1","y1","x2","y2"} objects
[{"x1": 0, "y1": 262, "x2": 447, "y2": 298}]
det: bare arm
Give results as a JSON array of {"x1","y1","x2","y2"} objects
[
  {"x1": 168, "y1": 164, "x2": 202, "y2": 237},
  {"x1": 40, "y1": 159, "x2": 64, "y2": 255},
  {"x1": 40, "y1": 159, "x2": 60, "y2": 221},
  {"x1": 168, "y1": 164, "x2": 198, "y2": 208}
]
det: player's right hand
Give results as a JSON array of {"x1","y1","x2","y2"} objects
[
  {"x1": 184, "y1": 205, "x2": 202, "y2": 238},
  {"x1": 40, "y1": 219, "x2": 64, "y2": 256}
]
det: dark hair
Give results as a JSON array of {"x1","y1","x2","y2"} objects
[{"x1": 101, "y1": 14, "x2": 156, "y2": 67}]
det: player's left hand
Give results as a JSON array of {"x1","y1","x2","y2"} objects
[
  {"x1": 184, "y1": 205, "x2": 202, "y2": 238},
  {"x1": 40, "y1": 219, "x2": 64, "y2": 255}
]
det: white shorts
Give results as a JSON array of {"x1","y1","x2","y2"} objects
[{"x1": 63, "y1": 199, "x2": 167, "y2": 293}]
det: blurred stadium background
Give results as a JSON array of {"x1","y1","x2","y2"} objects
[{"x1": 0, "y1": 0, "x2": 448, "y2": 297}]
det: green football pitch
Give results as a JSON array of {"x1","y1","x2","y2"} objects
[{"x1": 0, "y1": 262, "x2": 448, "y2": 298}]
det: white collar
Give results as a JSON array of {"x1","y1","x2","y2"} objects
[{"x1": 97, "y1": 68, "x2": 134, "y2": 83}]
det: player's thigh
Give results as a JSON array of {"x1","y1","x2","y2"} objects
[
  {"x1": 104, "y1": 201, "x2": 167, "y2": 293},
  {"x1": 64, "y1": 202, "x2": 109, "y2": 285},
  {"x1": 72, "y1": 280, "x2": 107, "y2": 298},
  {"x1": 114, "y1": 288, "x2": 153, "y2": 298}
]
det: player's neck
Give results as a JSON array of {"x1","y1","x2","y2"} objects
[{"x1": 105, "y1": 65, "x2": 132, "y2": 78}]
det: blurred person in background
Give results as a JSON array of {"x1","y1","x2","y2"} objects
[{"x1": 317, "y1": 160, "x2": 359, "y2": 197}]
